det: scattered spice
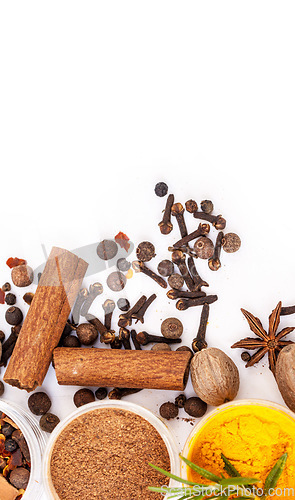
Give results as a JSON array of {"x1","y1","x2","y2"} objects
[
  {"x1": 194, "y1": 236, "x2": 214, "y2": 259},
  {"x1": 72, "y1": 288, "x2": 89, "y2": 324},
  {"x1": 154, "y1": 181, "x2": 168, "y2": 197},
  {"x1": 50, "y1": 407, "x2": 170, "y2": 500},
  {"x1": 95, "y1": 387, "x2": 108, "y2": 400},
  {"x1": 136, "y1": 241, "x2": 156, "y2": 262},
  {"x1": 114, "y1": 232, "x2": 130, "y2": 251},
  {"x1": 6, "y1": 258, "x2": 27, "y2": 269},
  {"x1": 184, "y1": 397, "x2": 207, "y2": 418},
  {"x1": 73, "y1": 388, "x2": 95, "y2": 407},
  {"x1": 39, "y1": 413, "x2": 60, "y2": 433},
  {"x1": 200, "y1": 199, "x2": 214, "y2": 214},
  {"x1": 222, "y1": 232, "x2": 241, "y2": 253},
  {"x1": 136, "y1": 331, "x2": 181, "y2": 346},
  {"x1": 5, "y1": 293, "x2": 16, "y2": 306},
  {"x1": 106, "y1": 271, "x2": 126, "y2": 291},
  {"x1": 159, "y1": 401, "x2": 179, "y2": 420},
  {"x1": 80, "y1": 283, "x2": 103, "y2": 317},
  {"x1": 10, "y1": 467, "x2": 30, "y2": 489},
  {"x1": 96, "y1": 240, "x2": 118, "y2": 260},
  {"x1": 131, "y1": 294, "x2": 156, "y2": 323},
  {"x1": 2, "y1": 283, "x2": 11, "y2": 292},
  {"x1": 241, "y1": 351, "x2": 251, "y2": 362},
  {"x1": 62, "y1": 335, "x2": 81, "y2": 348},
  {"x1": 5, "y1": 307, "x2": 23, "y2": 326},
  {"x1": 185, "y1": 199, "x2": 198, "y2": 213},
  {"x1": 102, "y1": 299, "x2": 115, "y2": 330},
  {"x1": 157, "y1": 260, "x2": 174, "y2": 277},
  {"x1": 116, "y1": 258, "x2": 131, "y2": 272},
  {"x1": 171, "y1": 203, "x2": 188, "y2": 238},
  {"x1": 192, "y1": 303, "x2": 209, "y2": 352},
  {"x1": 158, "y1": 193, "x2": 174, "y2": 234},
  {"x1": 76, "y1": 323, "x2": 98, "y2": 345},
  {"x1": 161, "y1": 317, "x2": 183, "y2": 339},
  {"x1": 175, "y1": 394, "x2": 186, "y2": 408},
  {"x1": 167, "y1": 273, "x2": 184, "y2": 290},
  {"x1": 22, "y1": 292, "x2": 34, "y2": 306},
  {"x1": 28, "y1": 392, "x2": 52, "y2": 415},
  {"x1": 151, "y1": 343, "x2": 171, "y2": 351},
  {"x1": 108, "y1": 388, "x2": 142, "y2": 400},
  {"x1": 276, "y1": 344, "x2": 295, "y2": 412},
  {"x1": 132, "y1": 261, "x2": 167, "y2": 288},
  {"x1": 117, "y1": 297, "x2": 130, "y2": 311},
  {"x1": 11, "y1": 265, "x2": 33, "y2": 287},
  {"x1": 208, "y1": 230, "x2": 224, "y2": 271}
]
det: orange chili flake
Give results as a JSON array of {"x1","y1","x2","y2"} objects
[
  {"x1": 6, "y1": 257, "x2": 27, "y2": 269},
  {"x1": 114, "y1": 232, "x2": 130, "y2": 252},
  {"x1": 0, "y1": 288, "x2": 4, "y2": 304},
  {"x1": 3, "y1": 464, "x2": 10, "y2": 478},
  {"x1": 0, "y1": 435, "x2": 5, "y2": 454}
]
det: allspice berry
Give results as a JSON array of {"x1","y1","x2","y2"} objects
[
  {"x1": 40, "y1": 413, "x2": 60, "y2": 433},
  {"x1": 62, "y1": 335, "x2": 81, "y2": 348},
  {"x1": 73, "y1": 388, "x2": 95, "y2": 408},
  {"x1": 5, "y1": 293, "x2": 16, "y2": 306},
  {"x1": 194, "y1": 237, "x2": 214, "y2": 259},
  {"x1": 76, "y1": 323, "x2": 98, "y2": 345},
  {"x1": 159, "y1": 402, "x2": 179, "y2": 420},
  {"x1": 5, "y1": 307, "x2": 23, "y2": 326},
  {"x1": 184, "y1": 397, "x2": 207, "y2": 418},
  {"x1": 157, "y1": 260, "x2": 174, "y2": 277},
  {"x1": 168, "y1": 273, "x2": 184, "y2": 290},
  {"x1": 151, "y1": 343, "x2": 171, "y2": 352},
  {"x1": 222, "y1": 233, "x2": 241, "y2": 253},
  {"x1": 11, "y1": 264, "x2": 34, "y2": 287},
  {"x1": 28, "y1": 392, "x2": 52, "y2": 415},
  {"x1": 161, "y1": 317, "x2": 183, "y2": 339},
  {"x1": 200, "y1": 200, "x2": 214, "y2": 214},
  {"x1": 95, "y1": 387, "x2": 108, "y2": 400},
  {"x1": 10, "y1": 467, "x2": 30, "y2": 489},
  {"x1": 136, "y1": 241, "x2": 156, "y2": 262}
]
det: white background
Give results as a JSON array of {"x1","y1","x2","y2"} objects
[{"x1": 1, "y1": 1, "x2": 295, "y2": 496}]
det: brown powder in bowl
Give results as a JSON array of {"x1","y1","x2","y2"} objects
[{"x1": 49, "y1": 408, "x2": 170, "y2": 500}]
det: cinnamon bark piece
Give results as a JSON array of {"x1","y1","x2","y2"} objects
[
  {"x1": 0, "y1": 475, "x2": 19, "y2": 500},
  {"x1": 53, "y1": 347, "x2": 191, "y2": 391},
  {"x1": 4, "y1": 247, "x2": 88, "y2": 392}
]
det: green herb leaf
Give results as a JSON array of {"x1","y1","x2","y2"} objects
[
  {"x1": 264, "y1": 453, "x2": 288, "y2": 496},
  {"x1": 148, "y1": 462, "x2": 200, "y2": 486},
  {"x1": 221, "y1": 454, "x2": 241, "y2": 477},
  {"x1": 179, "y1": 454, "x2": 222, "y2": 483},
  {"x1": 220, "y1": 477, "x2": 260, "y2": 486}
]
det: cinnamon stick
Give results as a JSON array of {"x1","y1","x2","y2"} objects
[
  {"x1": 4, "y1": 247, "x2": 88, "y2": 392},
  {"x1": 53, "y1": 347, "x2": 191, "y2": 391}
]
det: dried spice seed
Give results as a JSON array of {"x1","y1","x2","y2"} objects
[
  {"x1": 159, "y1": 193, "x2": 174, "y2": 235},
  {"x1": 241, "y1": 351, "x2": 251, "y2": 362},
  {"x1": 62, "y1": 335, "x2": 81, "y2": 347},
  {"x1": 1, "y1": 422, "x2": 14, "y2": 437},
  {"x1": 10, "y1": 467, "x2": 30, "y2": 489},
  {"x1": 40, "y1": 413, "x2": 60, "y2": 433},
  {"x1": 151, "y1": 343, "x2": 171, "y2": 351},
  {"x1": 76, "y1": 323, "x2": 98, "y2": 345},
  {"x1": 194, "y1": 237, "x2": 214, "y2": 259},
  {"x1": 102, "y1": 299, "x2": 116, "y2": 330},
  {"x1": 185, "y1": 199, "x2": 198, "y2": 213},
  {"x1": 108, "y1": 388, "x2": 142, "y2": 400},
  {"x1": 5, "y1": 293, "x2": 16, "y2": 305},
  {"x1": 132, "y1": 261, "x2": 167, "y2": 288},
  {"x1": 222, "y1": 232, "x2": 241, "y2": 253},
  {"x1": 5, "y1": 306, "x2": 23, "y2": 326},
  {"x1": 110, "y1": 336, "x2": 122, "y2": 349},
  {"x1": 175, "y1": 394, "x2": 187, "y2": 408},
  {"x1": 192, "y1": 303, "x2": 210, "y2": 352},
  {"x1": 28, "y1": 392, "x2": 52, "y2": 415},
  {"x1": 116, "y1": 258, "x2": 131, "y2": 272},
  {"x1": 136, "y1": 241, "x2": 156, "y2": 262},
  {"x1": 0, "y1": 289, "x2": 5, "y2": 304},
  {"x1": 0, "y1": 382, "x2": 4, "y2": 397},
  {"x1": 80, "y1": 283, "x2": 103, "y2": 317},
  {"x1": 171, "y1": 203, "x2": 188, "y2": 238},
  {"x1": 23, "y1": 292, "x2": 35, "y2": 305},
  {"x1": 155, "y1": 181, "x2": 168, "y2": 197},
  {"x1": 184, "y1": 397, "x2": 207, "y2": 418},
  {"x1": 117, "y1": 298, "x2": 130, "y2": 312},
  {"x1": 161, "y1": 317, "x2": 183, "y2": 339},
  {"x1": 136, "y1": 331, "x2": 181, "y2": 346},
  {"x1": 96, "y1": 240, "x2": 118, "y2": 260},
  {"x1": 0, "y1": 331, "x2": 5, "y2": 343},
  {"x1": 159, "y1": 402, "x2": 179, "y2": 420},
  {"x1": 95, "y1": 387, "x2": 108, "y2": 400},
  {"x1": 5, "y1": 438, "x2": 18, "y2": 452},
  {"x1": 200, "y1": 199, "x2": 214, "y2": 214},
  {"x1": 157, "y1": 260, "x2": 174, "y2": 277},
  {"x1": 11, "y1": 264, "x2": 34, "y2": 287},
  {"x1": 131, "y1": 293, "x2": 156, "y2": 323},
  {"x1": 107, "y1": 271, "x2": 127, "y2": 291},
  {"x1": 73, "y1": 388, "x2": 95, "y2": 408},
  {"x1": 176, "y1": 345, "x2": 194, "y2": 357},
  {"x1": 2, "y1": 282, "x2": 11, "y2": 292},
  {"x1": 168, "y1": 273, "x2": 184, "y2": 290}
]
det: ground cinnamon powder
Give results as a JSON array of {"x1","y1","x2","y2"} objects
[{"x1": 50, "y1": 408, "x2": 170, "y2": 499}]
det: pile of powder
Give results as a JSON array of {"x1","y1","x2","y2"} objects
[{"x1": 50, "y1": 408, "x2": 170, "y2": 499}]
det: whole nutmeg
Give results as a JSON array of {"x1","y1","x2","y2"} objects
[
  {"x1": 11, "y1": 264, "x2": 34, "y2": 287},
  {"x1": 275, "y1": 345, "x2": 295, "y2": 412},
  {"x1": 190, "y1": 347, "x2": 240, "y2": 406}
]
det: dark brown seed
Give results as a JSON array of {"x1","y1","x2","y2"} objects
[
  {"x1": 176, "y1": 346, "x2": 194, "y2": 357},
  {"x1": 200, "y1": 200, "x2": 214, "y2": 214},
  {"x1": 5, "y1": 293, "x2": 16, "y2": 305},
  {"x1": 161, "y1": 317, "x2": 183, "y2": 339},
  {"x1": 11, "y1": 430, "x2": 30, "y2": 462},
  {"x1": 155, "y1": 182, "x2": 168, "y2": 197},
  {"x1": 167, "y1": 273, "x2": 184, "y2": 290},
  {"x1": 136, "y1": 241, "x2": 156, "y2": 262},
  {"x1": 10, "y1": 467, "x2": 30, "y2": 489},
  {"x1": 194, "y1": 237, "x2": 214, "y2": 259},
  {"x1": 23, "y1": 292, "x2": 35, "y2": 305},
  {"x1": 159, "y1": 402, "x2": 179, "y2": 420},
  {"x1": 107, "y1": 271, "x2": 127, "y2": 291},
  {"x1": 175, "y1": 394, "x2": 187, "y2": 408},
  {"x1": 185, "y1": 200, "x2": 198, "y2": 213},
  {"x1": 11, "y1": 264, "x2": 34, "y2": 287},
  {"x1": 1, "y1": 422, "x2": 13, "y2": 437},
  {"x1": 157, "y1": 260, "x2": 174, "y2": 277},
  {"x1": 62, "y1": 335, "x2": 81, "y2": 348},
  {"x1": 222, "y1": 233, "x2": 241, "y2": 253},
  {"x1": 0, "y1": 381, "x2": 4, "y2": 397},
  {"x1": 2, "y1": 282, "x2": 11, "y2": 292},
  {"x1": 76, "y1": 323, "x2": 98, "y2": 345},
  {"x1": 151, "y1": 343, "x2": 171, "y2": 351},
  {"x1": 95, "y1": 387, "x2": 108, "y2": 400},
  {"x1": 96, "y1": 240, "x2": 118, "y2": 260},
  {"x1": 0, "y1": 331, "x2": 5, "y2": 343},
  {"x1": 241, "y1": 351, "x2": 251, "y2": 362},
  {"x1": 117, "y1": 298, "x2": 130, "y2": 311},
  {"x1": 116, "y1": 258, "x2": 131, "y2": 272},
  {"x1": 73, "y1": 388, "x2": 95, "y2": 408},
  {"x1": 110, "y1": 336, "x2": 123, "y2": 349},
  {"x1": 39, "y1": 413, "x2": 60, "y2": 433},
  {"x1": 184, "y1": 397, "x2": 207, "y2": 418},
  {"x1": 5, "y1": 306, "x2": 23, "y2": 326},
  {"x1": 28, "y1": 392, "x2": 51, "y2": 415}
]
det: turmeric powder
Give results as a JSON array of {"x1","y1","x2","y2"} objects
[{"x1": 187, "y1": 404, "x2": 295, "y2": 498}]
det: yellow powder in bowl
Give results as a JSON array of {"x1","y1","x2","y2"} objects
[{"x1": 187, "y1": 404, "x2": 295, "y2": 497}]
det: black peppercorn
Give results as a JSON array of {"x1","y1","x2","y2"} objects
[
  {"x1": 5, "y1": 306, "x2": 23, "y2": 326},
  {"x1": 185, "y1": 200, "x2": 198, "y2": 213},
  {"x1": 154, "y1": 182, "x2": 168, "y2": 197},
  {"x1": 117, "y1": 258, "x2": 131, "y2": 272},
  {"x1": 5, "y1": 438, "x2": 18, "y2": 452},
  {"x1": 157, "y1": 260, "x2": 174, "y2": 277},
  {"x1": 117, "y1": 298, "x2": 130, "y2": 312},
  {"x1": 95, "y1": 387, "x2": 108, "y2": 400},
  {"x1": 161, "y1": 317, "x2": 183, "y2": 339},
  {"x1": 159, "y1": 402, "x2": 179, "y2": 420},
  {"x1": 175, "y1": 394, "x2": 187, "y2": 408},
  {"x1": 0, "y1": 331, "x2": 5, "y2": 343},
  {"x1": 2, "y1": 282, "x2": 11, "y2": 292},
  {"x1": 5, "y1": 293, "x2": 16, "y2": 306},
  {"x1": 39, "y1": 413, "x2": 60, "y2": 433},
  {"x1": 76, "y1": 323, "x2": 98, "y2": 346},
  {"x1": 10, "y1": 467, "x2": 30, "y2": 489},
  {"x1": 184, "y1": 397, "x2": 207, "y2": 418},
  {"x1": 1, "y1": 422, "x2": 14, "y2": 437},
  {"x1": 28, "y1": 392, "x2": 52, "y2": 415},
  {"x1": 136, "y1": 241, "x2": 156, "y2": 262},
  {"x1": 62, "y1": 335, "x2": 81, "y2": 348},
  {"x1": 200, "y1": 200, "x2": 214, "y2": 214},
  {"x1": 73, "y1": 388, "x2": 95, "y2": 408},
  {"x1": 241, "y1": 351, "x2": 251, "y2": 362}
]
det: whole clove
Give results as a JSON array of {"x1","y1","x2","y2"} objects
[
  {"x1": 173, "y1": 223, "x2": 210, "y2": 249},
  {"x1": 119, "y1": 328, "x2": 131, "y2": 350},
  {"x1": 118, "y1": 295, "x2": 147, "y2": 328},
  {"x1": 86, "y1": 314, "x2": 115, "y2": 344},
  {"x1": 2, "y1": 282, "x2": 11, "y2": 292},
  {"x1": 110, "y1": 336, "x2": 123, "y2": 349},
  {"x1": 171, "y1": 251, "x2": 196, "y2": 291},
  {"x1": 281, "y1": 305, "x2": 295, "y2": 316},
  {"x1": 72, "y1": 288, "x2": 89, "y2": 324},
  {"x1": 185, "y1": 200, "x2": 198, "y2": 213},
  {"x1": 167, "y1": 289, "x2": 206, "y2": 300},
  {"x1": 192, "y1": 303, "x2": 210, "y2": 352},
  {"x1": 0, "y1": 331, "x2": 5, "y2": 343},
  {"x1": 175, "y1": 394, "x2": 187, "y2": 408},
  {"x1": 80, "y1": 283, "x2": 103, "y2": 317},
  {"x1": 158, "y1": 193, "x2": 174, "y2": 235},
  {"x1": 131, "y1": 293, "x2": 157, "y2": 323},
  {"x1": 132, "y1": 261, "x2": 167, "y2": 289},
  {"x1": 194, "y1": 211, "x2": 226, "y2": 230},
  {"x1": 108, "y1": 388, "x2": 142, "y2": 400},
  {"x1": 130, "y1": 329, "x2": 142, "y2": 350},
  {"x1": 171, "y1": 203, "x2": 188, "y2": 238},
  {"x1": 0, "y1": 328, "x2": 20, "y2": 366},
  {"x1": 208, "y1": 231, "x2": 224, "y2": 271},
  {"x1": 176, "y1": 295, "x2": 218, "y2": 311},
  {"x1": 187, "y1": 256, "x2": 209, "y2": 290},
  {"x1": 102, "y1": 299, "x2": 116, "y2": 330},
  {"x1": 136, "y1": 331, "x2": 182, "y2": 346},
  {"x1": 200, "y1": 199, "x2": 214, "y2": 214}
]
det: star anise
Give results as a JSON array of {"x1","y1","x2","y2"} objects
[{"x1": 232, "y1": 301, "x2": 295, "y2": 375}]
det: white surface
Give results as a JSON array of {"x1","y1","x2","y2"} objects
[{"x1": 1, "y1": 1, "x2": 295, "y2": 497}]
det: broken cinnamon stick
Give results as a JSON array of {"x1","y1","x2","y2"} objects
[
  {"x1": 4, "y1": 247, "x2": 88, "y2": 392},
  {"x1": 53, "y1": 347, "x2": 191, "y2": 391}
]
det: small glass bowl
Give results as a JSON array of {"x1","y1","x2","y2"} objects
[
  {"x1": 42, "y1": 400, "x2": 179, "y2": 499},
  {"x1": 0, "y1": 399, "x2": 47, "y2": 499},
  {"x1": 181, "y1": 398, "x2": 295, "y2": 480}
]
